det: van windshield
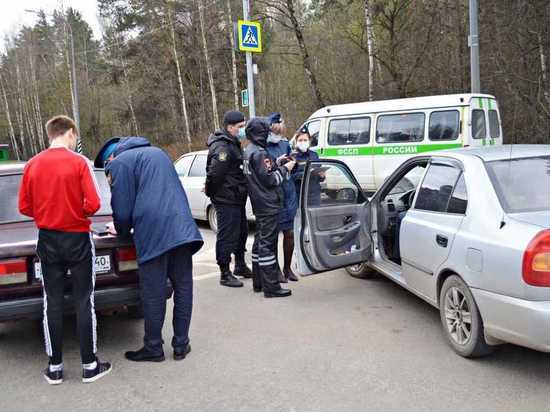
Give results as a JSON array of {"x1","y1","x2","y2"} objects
[{"x1": 485, "y1": 156, "x2": 550, "y2": 213}]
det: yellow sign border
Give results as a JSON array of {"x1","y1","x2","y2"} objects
[{"x1": 237, "y1": 20, "x2": 262, "y2": 53}]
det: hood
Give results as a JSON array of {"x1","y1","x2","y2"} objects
[
  {"x1": 94, "y1": 136, "x2": 151, "y2": 168},
  {"x1": 114, "y1": 136, "x2": 151, "y2": 156},
  {"x1": 509, "y1": 211, "x2": 550, "y2": 229},
  {"x1": 207, "y1": 129, "x2": 235, "y2": 147},
  {"x1": 246, "y1": 117, "x2": 270, "y2": 147}
]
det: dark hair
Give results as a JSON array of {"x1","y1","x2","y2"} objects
[{"x1": 45, "y1": 115, "x2": 78, "y2": 141}]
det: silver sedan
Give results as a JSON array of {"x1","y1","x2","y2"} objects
[{"x1": 294, "y1": 145, "x2": 550, "y2": 357}]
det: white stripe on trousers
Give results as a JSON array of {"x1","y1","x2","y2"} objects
[
  {"x1": 89, "y1": 233, "x2": 98, "y2": 354},
  {"x1": 39, "y1": 259, "x2": 53, "y2": 357}
]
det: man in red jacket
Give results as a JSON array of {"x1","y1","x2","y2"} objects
[{"x1": 19, "y1": 115, "x2": 111, "y2": 385}]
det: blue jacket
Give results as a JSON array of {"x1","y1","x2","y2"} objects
[
  {"x1": 106, "y1": 137, "x2": 203, "y2": 264},
  {"x1": 266, "y1": 137, "x2": 298, "y2": 223}
]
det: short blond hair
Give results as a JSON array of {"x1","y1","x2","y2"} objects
[{"x1": 45, "y1": 115, "x2": 78, "y2": 142}]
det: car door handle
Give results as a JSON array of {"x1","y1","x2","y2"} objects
[
  {"x1": 436, "y1": 235, "x2": 448, "y2": 248},
  {"x1": 343, "y1": 215, "x2": 353, "y2": 225}
]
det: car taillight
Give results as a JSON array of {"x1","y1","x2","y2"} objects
[
  {"x1": 523, "y1": 230, "x2": 550, "y2": 286},
  {"x1": 117, "y1": 247, "x2": 138, "y2": 272},
  {"x1": 0, "y1": 258, "x2": 27, "y2": 286}
]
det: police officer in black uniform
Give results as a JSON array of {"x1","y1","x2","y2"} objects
[
  {"x1": 206, "y1": 111, "x2": 253, "y2": 288},
  {"x1": 243, "y1": 117, "x2": 295, "y2": 298}
]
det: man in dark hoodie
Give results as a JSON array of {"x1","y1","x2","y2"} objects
[
  {"x1": 205, "y1": 111, "x2": 253, "y2": 288},
  {"x1": 94, "y1": 137, "x2": 203, "y2": 363},
  {"x1": 243, "y1": 117, "x2": 295, "y2": 298}
]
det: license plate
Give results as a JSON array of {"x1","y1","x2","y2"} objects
[{"x1": 34, "y1": 255, "x2": 112, "y2": 280}]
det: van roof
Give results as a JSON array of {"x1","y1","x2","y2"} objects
[{"x1": 308, "y1": 93, "x2": 496, "y2": 120}]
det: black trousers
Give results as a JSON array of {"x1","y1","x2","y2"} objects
[
  {"x1": 138, "y1": 244, "x2": 193, "y2": 354},
  {"x1": 37, "y1": 229, "x2": 96, "y2": 365},
  {"x1": 251, "y1": 214, "x2": 281, "y2": 293},
  {"x1": 214, "y1": 203, "x2": 248, "y2": 268}
]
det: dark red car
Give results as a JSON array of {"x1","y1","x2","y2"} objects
[{"x1": 0, "y1": 162, "x2": 143, "y2": 321}]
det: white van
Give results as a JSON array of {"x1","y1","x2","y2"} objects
[{"x1": 300, "y1": 94, "x2": 503, "y2": 193}]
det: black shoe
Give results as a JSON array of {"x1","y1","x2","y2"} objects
[
  {"x1": 264, "y1": 288, "x2": 292, "y2": 298},
  {"x1": 44, "y1": 368, "x2": 63, "y2": 385},
  {"x1": 253, "y1": 285, "x2": 263, "y2": 293},
  {"x1": 125, "y1": 347, "x2": 165, "y2": 363},
  {"x1": 220, "y1": 271, "x2": 243, "y2": 288},
  {"x1": 233, "y1": 265, "x2": 253, "y2": 278},
  {"x1": 82, "y1": 360, "x2": 112, "y2": 383},
  {"x1": 174, "y1": 344, "x2": 192, "y2": 361},
  {"x1": 285, "y1": 268, "x2": 299, "y2": 282}
]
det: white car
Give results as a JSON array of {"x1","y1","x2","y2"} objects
[
  {"x1": 294, "y1": 145, "x2": 550, "y2": 357},
  {"x1": 174, "y1": 150, "x2": 253, "y2": 232}
]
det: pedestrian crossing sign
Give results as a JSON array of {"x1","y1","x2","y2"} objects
[{"x1": 238, "y1": 20, "x2": 262, "y2": 53}]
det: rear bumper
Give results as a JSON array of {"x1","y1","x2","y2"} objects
[
  {"x1": 472, "y1": 288, "x2": 550, "y2": 352},
  {"x1": 0, "y1": 285, "x2": 142, "y2": 322}
]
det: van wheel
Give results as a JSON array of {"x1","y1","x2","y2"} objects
[
  {"x1": 345, "y1": 262, "x2": 377, "y2": 279},
  {"x1": 208, "y1": 206, "x2": 218, "y2": 233},
  {"x1": 439, "y1": 275, "x2": 494, "y2": 358}
]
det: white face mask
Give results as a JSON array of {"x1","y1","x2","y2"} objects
[
  {"x1": 296, "y1": 141, "x2": 310, "y2": 152},
  {"x1": 267, "y1": 134, "x2": 282, "y2": 144}
]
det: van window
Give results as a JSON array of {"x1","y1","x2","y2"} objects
[
  {"x1": 489, "y1": 110, "x2": 500, "y2": 139},
  {"x1": 189, "y1": 154, "x2": 207, "y2": 177},
  {"x1": 175, "y1": 155, "x2": 194, "y2": 176},
  {"x1": 414, "y1": 164, "x2": 461, "y2": 213},
  {"x1": 472, "y1": 110, "x2": 486, "y2": 139},
  {"x1": 429, "y1": 110, "x2": 459, "y2": 141},
  {"x1": 306, "y1": 120, "x2": 321, "y2": 147},
  {"x1": 376, "y1": 113, "x2": 425, "y2": 143},
  {"x1": 328, "y1": 117, "x2": 370, "y2": 146}
]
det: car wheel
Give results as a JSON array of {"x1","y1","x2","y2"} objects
[
  {"x1": 208, "y1": 206, "x2": 218, "y2": 233},
  {"x1": 439, "y1": 275, "x2": 494, "y2": 358},
  {"x1": 127, "y1": 304, "x2": 144, "y2": 319},
  {"x1": 345, "y1": 262, "x2": 377, "y2": 279}
]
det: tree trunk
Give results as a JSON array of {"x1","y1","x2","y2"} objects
[
  {"x1": 364, "y1": 0, "x2": 376, "y2": 100},
  {"x1": 537, "y1": 31, "x2": 550, "y2": 107},
  {"x1": 226, "y1": 0, "x2": 240, "y2": 110},
  {"x1": 14, "y1": 53, "x2": 29, "y2": 159},
  {"x1": 28, "y1": 46, "x2": 45, "y2": 150},
  {"x1": 167, "y1": 5, "x2": 192, "y2": 146},
  {"x1": 114, "y1": 36, "x2": 139, "y2": 135},
  {"x1": 0, "y1": 74, "x2": 21, "y2": 159},
  {"x1": 198, "y1": 0, "x2": 220, "y2": 129},
  {"x1": 285, "y1": 0, "x2": 325, "y2": 108}
]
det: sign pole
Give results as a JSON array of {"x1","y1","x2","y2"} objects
[
  {"x1": 242, "y1": 0, "x2": 256, "y2": 118},
  {"x1": 469, "y1": 0, "x2": 480, "y2": 93}
]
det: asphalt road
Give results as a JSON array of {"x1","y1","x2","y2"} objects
[{"x1": 2, "y1": 224, "x2": 550, "y2": 411}]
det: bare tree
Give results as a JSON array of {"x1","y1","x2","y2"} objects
[
  {"x1": 226, "y1": 0, "x2": 240, "y2": 110},
  {"x1": 197, "y1": 0, "x2": 220, "y2": 129}
]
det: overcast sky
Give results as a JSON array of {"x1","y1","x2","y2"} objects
[{"x1": 1, "y1": 0, "x2": 102, "y2": 50}]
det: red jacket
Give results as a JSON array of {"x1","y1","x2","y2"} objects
[{"x1": 18, "y1": 147, "x2": 101, "y2": 233}]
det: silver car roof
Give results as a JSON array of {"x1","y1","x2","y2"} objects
[{"x1": 438, "y1": 145, "x2": 550, "y2": 162}]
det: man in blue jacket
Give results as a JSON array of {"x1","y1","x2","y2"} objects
[{"x1": 95, "y1": 137, "x2": 203, "y2": 363}]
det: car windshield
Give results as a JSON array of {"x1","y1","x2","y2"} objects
[
  {"x1": 0, "y1": 171, "x2": 113, "y2": 224},
  {"x1": 485, "y1": 156, "x2": 550, "y2": 213}
]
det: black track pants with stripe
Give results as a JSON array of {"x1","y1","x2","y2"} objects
[
  {"x1": 251, "y1": 213, "x2": 281, "y2": 293},
  {"x1": 37, "y1": 229, "x2": 97, "y2": 365}
]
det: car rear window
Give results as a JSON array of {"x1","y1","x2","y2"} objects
[
  {"x1": 0, "y1": 172, "x2": 112, "y2": 224},
  {"x1": 485, "y1": 156, "x2": 550, "y2": 213}
]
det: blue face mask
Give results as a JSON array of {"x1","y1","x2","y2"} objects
[{"x1": 237, "y1": 127, "x2": 246, "y2": 141}]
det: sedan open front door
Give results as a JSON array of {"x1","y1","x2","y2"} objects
[{"x1": 294, "y1": 160, "x2": 372, "y2": 275}]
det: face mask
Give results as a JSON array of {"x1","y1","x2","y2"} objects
[
  {"x1": 296, "y1": 141, "x2": 310, "y2": 152},
  {"x1": 267, "y1": 134, "x2": 282, "y2": 144},
  {"x1": 237, "y1": 127, "x2": 246, "y2": 141}
]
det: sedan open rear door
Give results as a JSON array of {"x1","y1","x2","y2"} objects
[{"x1": 294, "y1": 160, "x2": 372, "y2": 275}]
